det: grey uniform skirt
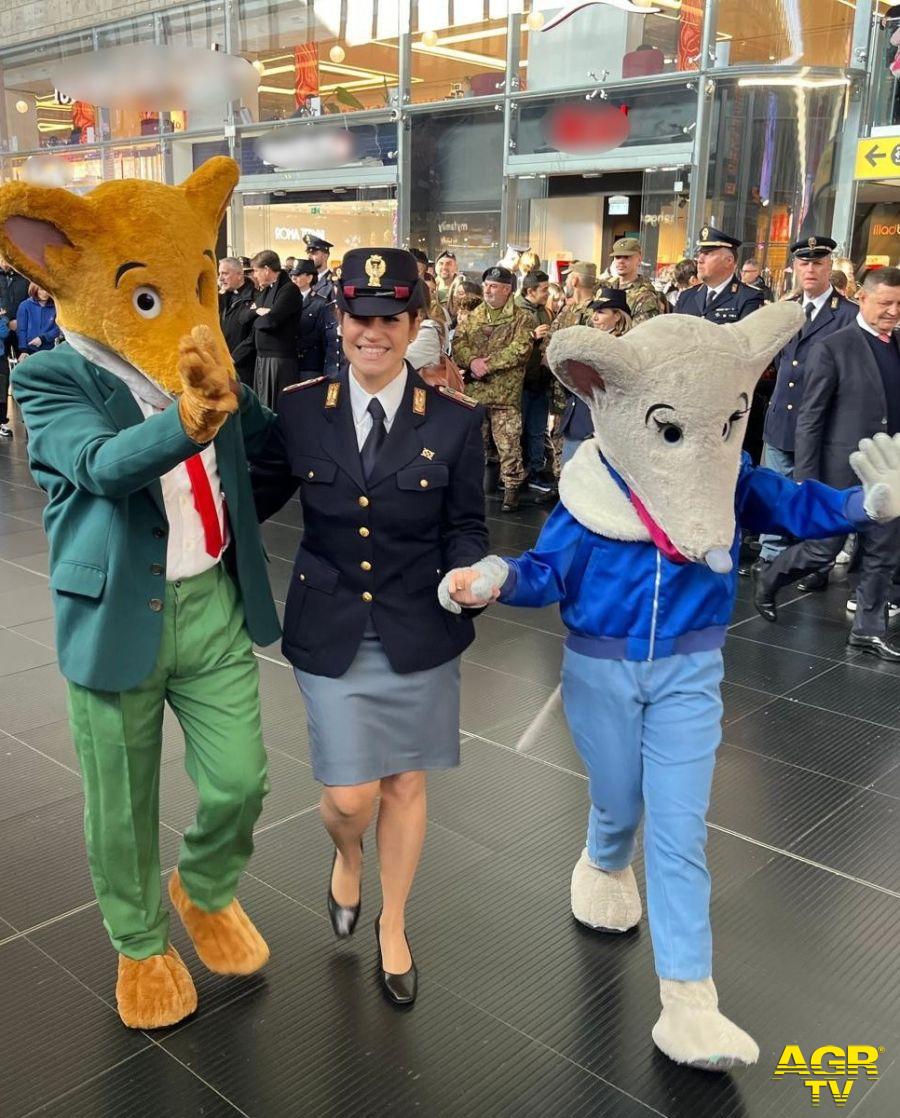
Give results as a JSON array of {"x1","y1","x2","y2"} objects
[{"x1": 294, "y1": 626, "x2": 461, "y2": 786}]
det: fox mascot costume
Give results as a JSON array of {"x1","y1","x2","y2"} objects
[
  {"x1": 440, "y1": 302, "x2": 900, "y2": 1069},
  {"x1": 0, "y1": 157, "x2": 280, "y2": 1029}
]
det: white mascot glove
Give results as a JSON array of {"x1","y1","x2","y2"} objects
[
  {"x1": 849, "y1": 433, "x2": 900, "y2": 523},
  {"x1": 437, "y1": 555, "x2": 510, "y2": 614}
]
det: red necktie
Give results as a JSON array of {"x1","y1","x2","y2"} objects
[
  {"x1": 879, "y1": 333, "x2": 892, "y2": 343},
  {"x1": 184, "y1": 454, "x2": 223, "y2": 558}
]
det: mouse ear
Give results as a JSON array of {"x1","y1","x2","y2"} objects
[
  {"x1": 180, "y1": 156, "x2": 239, "y2": 235},
  {"x1": 546, "y1": 324, "x2": 637, "y2": 406},
  {"x1": 0, "y1": 183, "x2": 88, "y2": 295}
]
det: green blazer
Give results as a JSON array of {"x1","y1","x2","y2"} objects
[{"x1": 12, "y1": 343, "x2": 281, "y2": 691}]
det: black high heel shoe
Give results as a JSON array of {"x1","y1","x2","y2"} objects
[
  {"x1": 327, "y1": 842, "x2": 363, "y2": 939},
  {"x1": 375, "y1": 913, "x2": 417, "y2": 1006}
]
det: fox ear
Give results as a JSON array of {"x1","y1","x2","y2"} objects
[
  {"x1": 0, "y1": 183, "x2": 88, "y2": 294},
  {"x1": 180, "y1": 156, "x2": 239, "y2": 234}
]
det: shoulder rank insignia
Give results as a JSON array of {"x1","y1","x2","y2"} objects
[
  {"x1": 413, "y1": 387, "x2": 427, "y2": 415},
  {"x1": 731, "y1": 283, "x2": 739, "y2": 293},
  {"x1": 437, "y1": 385, "x2": 478, "y2": 408},
  {"x1": 283, "y1": 375, "x2": 327, "y2": 395},
  {"x1": 831, "y1": 296, "x2": 839, "y2": 309},
  {"x1": 325, "y1": 381, "x2": 341, "y2": 408}
]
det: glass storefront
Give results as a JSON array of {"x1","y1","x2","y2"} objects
[{"x1": 0, "y1": 0, "x2": 888, "y2": 279}]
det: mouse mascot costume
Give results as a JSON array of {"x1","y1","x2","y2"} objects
[
  {"x1": 0, "y1": 157, "x2": 281, "y2": 1029},
  {"x1": 439, "y1": 301, "x2": 900, "y2": 1068}
]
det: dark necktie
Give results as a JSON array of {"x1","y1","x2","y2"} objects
[
  {"x1": 705, "y1": 286, "x2": 716, "y2": 311},
  {"x1": 801, "y1": 301, "x2": 815, "y2": 334},
  {"x1": 360, "y1": 397, "x2": 387, "y2": 483}
]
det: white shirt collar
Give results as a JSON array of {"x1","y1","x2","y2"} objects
[
  {"x1": 856, "y1": 311, "x2": 881, "y2": 338},
  {"x1": 348, "y1": 365, "x2": 408, "y2": 432},
  {"x1": 707, "y1": 275, "x2": 733, "y2": 298},
  {"x1": 804, "y1": 287, "x2": 832, "y2": 315}
]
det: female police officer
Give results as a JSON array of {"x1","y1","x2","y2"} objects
[{"x1": 251, "y1": 248, "x2": 488, "y2": 1005}]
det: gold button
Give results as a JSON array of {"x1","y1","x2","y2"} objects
[
  {"x1": 792, "y1": 360, "x2": 798, "y2": 367},
  {"x1": 358, "y1": 495, "x2": 369, "y2": 507},
  {"x1": 419, "y1": 478, "x2": 429, "y2": 488},
  {"x1": 307, "y1": 470, "x2": 315, "y2": 478},
  {"x1": 787, "y1": 404, "x2": 793, "y2": 411},
  {"x1": 359, "y1": 526, "x2": 370, "y2": 538},
  {"x1": 360, "y1": 561, "x2": 372, "y2": 571},
  {"x1": 299, "y1": 573, "x2": 306, "y2": 581},
  {"x1": 789, "y1": 382, "x2": 795, "y2": 388},
  {"x1": 362, "y1": 591, "x2": 373, "y2": 603}
]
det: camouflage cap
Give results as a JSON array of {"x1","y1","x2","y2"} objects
[
  {"x1": 610, "y1": 237, "x2": 642, "y2": 256},
  {"x1": 561, "y1": 260, "x2": 598, "y2": 282}
]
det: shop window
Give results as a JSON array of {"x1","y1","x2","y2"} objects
[
  {"x1": 1, "y1": 141, "x2": 164, "y2": 190},
  {"x1": 518, "y1": 0, "x2": 706, "y2": 91},
  {"x1": 1, "y1": 32, "x2": 95, "y2": 152},
  {"x1": 714, "y1": 0, "x2": 854, "y2": 69},
  {"x1": 706, "y1": 79, "x2": 848, "y2": 294},
  {"x1": 409, "y1": 0, "x2": 509, "y2": 105},
  {"x1": 870, "y1": 7, "x2": 900, "y2": 131},
  {"x1": 240, "y1": 116, "x2": 398, "y2": 177},
  {"x1": 409, "y1": 105, "x2": 503, "y2": 273},
  {"x1": 237, "y1": 0, "x2": 402, "y2": 122},
  {"x1": 240, "y1": 187, "x2": 397, "y2": 260}
]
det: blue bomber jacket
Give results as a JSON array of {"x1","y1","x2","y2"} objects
[{"x1": 499, "y1": 453, "x2": 870, "y2": 663}]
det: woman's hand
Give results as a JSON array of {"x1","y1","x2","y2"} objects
[
  {"x1": 438, "y1": 556, "x2": 509, "y2": 614},
  {"x1": 29, "y1": 337, "x2": 42, "y2": 348}
]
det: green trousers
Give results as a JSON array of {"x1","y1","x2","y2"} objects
[{"x1": 67, "y1": 564, "x2": 268, "y2": 959}]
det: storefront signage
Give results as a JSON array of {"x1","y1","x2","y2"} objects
[
  {"x1": 544, "y1": 102, "x2": 630, "y2": 155},
  {"x1": 608, "y1": 195, "x2": 630, "y2": 215},
  {"x1": 855, "y1": 132, "x2": 900, "y2": 181}
]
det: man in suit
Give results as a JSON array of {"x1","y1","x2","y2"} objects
[
  {"x1": 250, "y1": 249, "x2": 303, "y2": 407},
  {"x1": 753, "y1": 267, "x2": 900, "y2": 660},
  {"x1": 739, "y1": 259, "x2": 774, "y2": 303},
  {"x1": 290, "y1": 259, "x2": 339, "y2": 376},
  {"x1": 218, "y1": 256, "x2": 257, "y2": 386},
  {"x1": 755, "y1": 236, "x2": 858, "y2": 576},
  {"x1": 304, "y1": 233, "x2": 337, "y2": 304}
]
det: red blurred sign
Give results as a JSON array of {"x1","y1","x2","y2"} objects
[{"x1": 545, "y1": 102, "x2": 630, "y2": 154}]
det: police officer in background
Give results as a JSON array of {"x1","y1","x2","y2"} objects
[
  {"x1": 754, "y1": 235, "x2": 858, "y2": 579},
  {"x1": 304, "y1": 233, "x2": 337, "y2": 304},
  {"x1": 249, "y1": 247, "x2": 488, "y2": 1007},
  {"x1": 451, "y1": 264, "x2": 534, "y2": 512},
  {"x1": 675, "y1": 226, "x2": 765, "y2": 323},
  {"x1": 290, "y1": 259, "x2": 340, "y2": 377}
]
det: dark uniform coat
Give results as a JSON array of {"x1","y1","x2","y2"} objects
[
  {"x1": 253, "y1": 270, "x2": 302, "y2": 359},
  {"x1": 794, "y1": 323, "x2": 894, "y2": 488},
  {"x1": 763, "y1": 289, "x2": 858, "y2": 454},
  {"x1": 297, "y1": 290, "x2": 340, "y2": 377},
  {"x1": 674, "y1": 275, "x2": 765, "y2": 323},
  {"x1": 219, "y1": 279, "x2": 257, "y2": 386},
  {"x1": 312, "y1": 269, "x2": 337, "y2": 305},
  {"x1": 250, "y1": 364, "x2": 488, "y2": 678}
]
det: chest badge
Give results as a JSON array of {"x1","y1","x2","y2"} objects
[
  {"x1": 413, "y1": 387, "x2": 427, "y2": 416},
  {"x1": 421, "y1": 447, "x2": 435, "y2": 460},
  {"x1": 325, "y1": 381, "x2": 341, "y2": 408}
]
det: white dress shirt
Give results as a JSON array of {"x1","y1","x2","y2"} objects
[
  {"x1": 704, "y1": 276, "x2": 733, "y2": 304},
  {"x1": 348, "y1": 366, "x2": 408, "y2": 451},
  {"x1": 803, "y1": 286, "x2": 832, "y2": 323},
  {"x1": 132, "y1": 395, "x2": 227, "y2": 580},
  {"x1": 856, "y1": 311, "x2": 885, "y2": 339}
]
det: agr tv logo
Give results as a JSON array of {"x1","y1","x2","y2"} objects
[{"x1": 773, "y1": 1045, "x2": 883, "y2": 1107}]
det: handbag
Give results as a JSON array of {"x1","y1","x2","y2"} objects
[{"x1": 418, "y1": 351, "x2": 465, "y2": 394}]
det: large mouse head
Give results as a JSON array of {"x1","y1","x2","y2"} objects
[
  {"x1": 547, "y1": 301, "x2": 804, "y2": 567},
  {"x1": 0, "y1": 157, "x2": 238, "y2": 395}
]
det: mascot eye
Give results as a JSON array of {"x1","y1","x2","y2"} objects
[
  {"x1": 722, "y1": 410, "x2": 747, "y2": 440},
  {"x1": 132, "y1": 286, "x2": 162, "y2": 318},
  {"x1": 653, "y1": 418, "x2": 683, "y2": 445}
]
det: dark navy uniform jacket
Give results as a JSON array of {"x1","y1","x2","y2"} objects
[
  {"x1": 674, "y1": 275, "x2": 765, "y2": 324},
  {"x1": 250, "y1": 363, "x2": 488, "y2": 678},
  {"x1": 763, "y1": 289, "x2": 858, "y2": 454}
]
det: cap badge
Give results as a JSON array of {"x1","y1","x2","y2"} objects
[
  {"x1": 365, "y1": 254, "x2": 386, "y2": 287},
  {"x1": 421, "y1": 447, "x2": 435, "y2": 459},
  {"x1": 808, "y1": 236, "x2": 817, "y2": 248},
  {"x1": 701, "y1": 226, "x2": 709, "y2": 239}
]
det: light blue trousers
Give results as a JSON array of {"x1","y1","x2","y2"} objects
[
  {"x1": 561, "y1": 646, "x2": 724, "y2": 980},
  {"x1": 758, "y1": 443, "x2": 795, "y2": 561}
]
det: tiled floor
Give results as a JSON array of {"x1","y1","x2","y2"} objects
[{"x1": 1, "y1": 411, "x2": 898, "y2": 1117}]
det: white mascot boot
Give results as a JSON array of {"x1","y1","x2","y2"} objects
[
  {"x1": 651, "y1": 977, "x2": 759, "y2": 1070},
  {"x1": 570, "y1": 849, "x2": 642, "y2": 932}
]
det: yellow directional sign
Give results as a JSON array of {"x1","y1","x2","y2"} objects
[{"x1": 855, "y1": 133, "x2": 900, "y2": 181}]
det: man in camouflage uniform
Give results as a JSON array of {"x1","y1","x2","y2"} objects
[
  {"x1": 599, "y1": 237, "x2": 662, "y2": 324},
  {"x1": 452, "y1": 264, "x2": 533, "y2": 512}
]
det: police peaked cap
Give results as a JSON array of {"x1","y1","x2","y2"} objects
[
  {"x1": 336, "y1": 248, "x2": 426, "y2": 316},
  {"x1": 697, "y1": 225, "x2": 741, "y2": 252},
  {"x1": 304, "y1": 234, "x2": 334, "y2": 252},
  {"x1": 790, "y1": 235, "x2": 837, "y2": 259}
]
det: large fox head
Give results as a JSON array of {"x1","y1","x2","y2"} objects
[
  {"x1": 547, "y1": 301, "x2": 804, "y2": 570},
  {"x1": 0, "y1": 156, "x2": 239, "y2": 395}
]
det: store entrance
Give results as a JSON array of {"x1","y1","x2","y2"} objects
[
  {"x1": 238, "y1": 185, "x2": 397, "y2": 264},
  {"x1": 851, "y1": 180, "x2": 900, "y2": 279},
  {"x1": 509, "y1": 167, "x2": 689, "y2": 285}
]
